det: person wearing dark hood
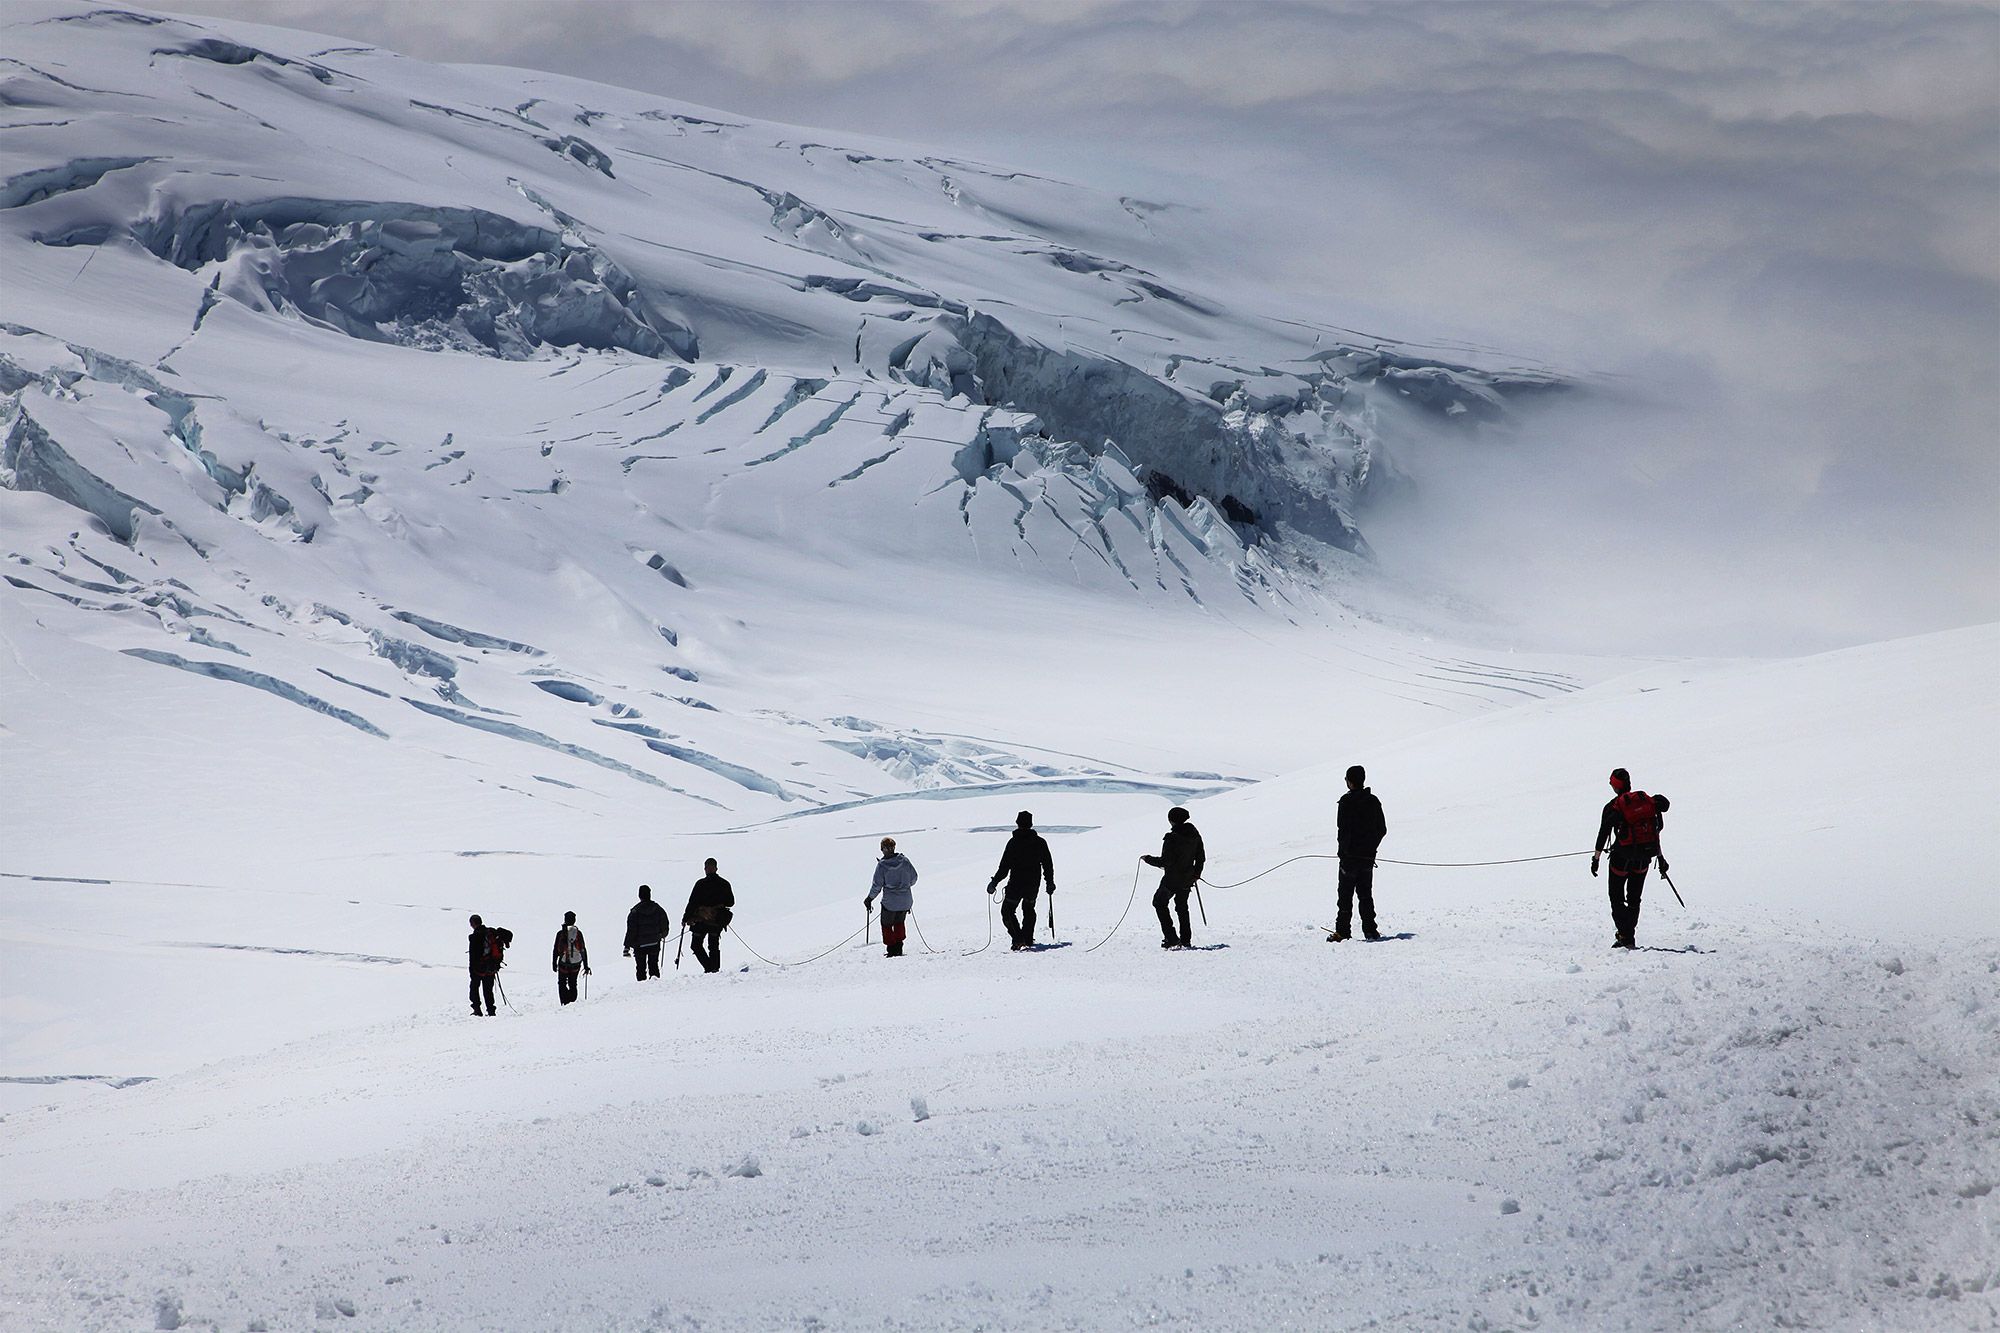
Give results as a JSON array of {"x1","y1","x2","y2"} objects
[
  {"x1": 987, "y1": 811, "x2": 1056, "y2": 950},
  {"x1": 623, "y1": 884, "x2": 669, "y2": 980},
  {"x1": 467, "y1": 913, "x2": 509, "y2": 1016},
  {"x1": 552, "y1": 910, "x2": 590, "y2": 1004},
  {"x1": 1592, "y1": 767, "x2": 1670, "y2": 950},
  {"x1": 866, "y1": 837, "x2": 918, "y2": 957},
  {"x1": 683, "y1": 858, "x2": 735, "y2": 974},
  {"x1": 1143, "y1": 806, "x2": 1206, "y2": 949},
  {"x1": 1331, "y1": 766, "x2": 1388, "y2": 942}
]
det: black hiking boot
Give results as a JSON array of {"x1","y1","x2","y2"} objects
[
  {"x1": 1364, "y1": 929, "x2": 1383, "y2": 941},
  {"x1": 1329, "y1": 930, "x2": 1350, "y2": 942}
]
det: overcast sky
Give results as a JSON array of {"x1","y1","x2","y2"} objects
[{"x1": 164, "y1": 0, "x2": 2000, "y2": 653}]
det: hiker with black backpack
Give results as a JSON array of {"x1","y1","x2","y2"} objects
[
  {"x1": 552, "y1": 910, "x2": 590, "y2": 1004},
  {"x1": 683, "y1": 859, "x2": 734, "y2": 974},
  {"x1": 866, "y1": 837, "x2": 918, "y2": 958},
  {"x1": 1144, "y1": 806, "x2": 1206, "y2": 949},
  {"x1": 624, "y1": 885, "x2": 670, "y2": 980},
  {"x1": 1330, "y1": 766, "x2": 1387, "y2": 942},
  {"x1": 1592, "y1": 767, "x2": 1671, "y2": 950},
  {"x1": 987, "y1": 811, "x2": 1055, "y2": 950},
  {"x1": 468, "y1": 914, "x2": 511, "y2": 1016}
]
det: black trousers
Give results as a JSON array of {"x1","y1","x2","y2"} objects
[
  {"x1": 1608, "y1": 869, "x2": 1648, "y2": 936},
  {"x1": 557, "y1": 967, "x2": 580, "y2": 1004},
  {"x1": 633, "y1": 944, "x2": 661, "y2": 979},
  {"x1": 1336, "y1": 861, "x2": 1377, "y2": 936},
  {"x1": 1002, "y1": 886, "x2": 1040, "y2": 946},
  {"x1": 1608, "y1": 847, "x2": 1651, "y2": 936},
  {"x1": 690, "y1": 924, "x2": 723, "y2": 973},
  {"x1": 1153, "y1": 879, "x2": 1192, "y2": 946},
  {"x1": 469, "y1": 973, "x2": 495, "y2": 1014}
]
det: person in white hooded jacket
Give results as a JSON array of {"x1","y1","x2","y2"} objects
[{"x1": 864, "y1": 837, "x2": 918, "y2": 958}]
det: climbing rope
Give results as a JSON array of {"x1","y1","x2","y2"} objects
[
  {"x1": 907, "y1": 911, "x2": 945, "y2": 955},
  {"x1": 1198, "y1": 849, "x2": 1596, "y2": 890},
  {"x1": 960, "y1": 893, "x2": 997, "y2": 957},
  {"x1": 726, "y1": 921, "x2": 868, "y2": 968},
  {"x1": 1083, "y1": 859, "x2": 1146, "y2": 954}
]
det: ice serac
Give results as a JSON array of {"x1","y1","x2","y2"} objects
[
  {"x1": 92, "y1": 199, "x2": 699, "y2": 361},
  {"x1": 905, "y1": 312, "x2": 1372, "y2": 550},
  {"x1": 2, "y1": 407, "x2": 160, "y2": 543}
]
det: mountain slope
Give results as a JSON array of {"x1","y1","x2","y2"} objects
[{"x1": 2, "y1": 0, "x2": 1578, "y2": 856}]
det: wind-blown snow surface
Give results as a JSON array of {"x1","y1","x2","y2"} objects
[
  {"x1": 2, "y1": 4, "x2": 1997, "y2": 1331},
  {"x1": 1, "y1": 627, "x2": 1996, "y2": 1332}
]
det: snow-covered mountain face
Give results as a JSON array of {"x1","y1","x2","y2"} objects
[{"x1": 0, "y1": 1, "x2": 1579, "y2": 858}]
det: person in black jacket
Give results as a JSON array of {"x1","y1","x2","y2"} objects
[
  {"x1": 988, "y1": 811, "x2": 1056, "y2": 950},
  {"x1": 683, "y1": 859, "x2": 735, "y2": 974},
  {"x1": 623, "y1": 885, "x2": 669, "y2": 980},
  {"x1": 1144, "y1": 806, "x2": 1206, "y2": 949},
  {"x1": 468, "y1": 913, "x2": 505, "y2": 1016},
  {"x1": 1332, "y1": 766, "x2": 1388, "y2": 941},
  {"x1": 552, "y1": 910, "x2": 590, "y2": 1004}
]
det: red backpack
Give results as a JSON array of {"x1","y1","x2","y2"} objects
[
  {"x1": 1614, "y1": 792, "x2": 1660, "y2": 846},
  {"x1": 485, "y1": 926, "x2": 512, "y2": 969}
]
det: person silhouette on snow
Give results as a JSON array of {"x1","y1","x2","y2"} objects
[
  {"x1": 552, "y1": 910, "x2": 589, "y2": 1004},
  {"x1": 866, "y1": 838, "x2": 918, "y2": 957},
  {"x1": 1592, "y1": 768, "x2": 1670, "y2": 950},
  {"x1": 1331, "y1": 766, "x2": 1387, "y2": 942},
  {"x1": 1144, "y1": 806, "x2": 1206, "y2": 949},
  {"x1": 988, "y1": 811, "x2": 1055, "y2": 950},
  {"x1": 623, "y1": 885, "x2": 669, "y2": 980},
  {"x1": 684, "y1": 859, "x2": 735, "y2": 974},
  {"x1": 468, "y1": 914, "x2": 509, "y2": 1016}
]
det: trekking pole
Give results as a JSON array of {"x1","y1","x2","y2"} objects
[
  {"x1": 1193, "y1": 881, "x2": 1208, "y2": 926},
  {"x1": 1048, "y1": 891, "x2": 1057, "y2": 941},
  {"x1": 865, "y1": 904, "x2": 872, "y2": 944},
  {"x1": 1662, "y1": 869, "x2": 1687, "y2": 909}
]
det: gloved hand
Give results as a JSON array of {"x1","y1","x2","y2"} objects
[
  {"x1": 986, "y1": 883, "x2": 997, "y2": 896},
  {"x1": 1657, "y1": 857, "x2": 1670, "y2": 874},
  {"x1": 1047, "y1": 883, "x2": 1056, "y2": 894},
  {"x1": 1589, "y1": 855, "x2": 1600, "y2": 878},
  {"x1": 623, "y1": 946, "x2": 631, "y2": 956},
  {"x1": 863, "y1": 896, "x2": 873, "y2": 908},
  {"x1": 1142, "y1": 855, "x2": 1162, "y2": 868},
  {"x1": 584, "y1": 967, "x2": 591, "y2": 975}
]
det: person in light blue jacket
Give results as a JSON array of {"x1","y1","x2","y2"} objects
[{"x1": 865, "y1": 837, "x2": 918, "y2": 958}]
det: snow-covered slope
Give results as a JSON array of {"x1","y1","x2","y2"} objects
[{"x1": 1, "y1": 626, "x2": 1994, "y2": 1331}]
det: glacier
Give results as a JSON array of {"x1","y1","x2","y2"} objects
[{"x1": 0, "y1": 5, "x2": 1993, "y2": 1332}]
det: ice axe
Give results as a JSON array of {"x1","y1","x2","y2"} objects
[
  {"x1": 1047, "y1": 887, "x2": 1056, "y2": 941},
  {"x1": 1662, "y1": 868, "x2": 1687, "y2": 909},
  {"x1": 1193, "y1": 880, "x2": 1209, "y2": 927},
  {"x1": 674, "y1": 924, "x2": 685, "y2": 970}
]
